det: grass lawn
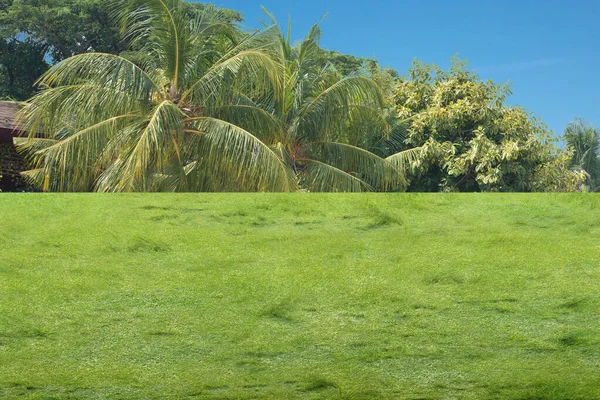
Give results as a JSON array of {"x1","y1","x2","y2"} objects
[{"x1": 0, "y1": 194, "x2": 599, "y2": 399}]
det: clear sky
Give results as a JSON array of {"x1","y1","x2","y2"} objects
[{"x1": 205, "y1": 0, "x2": 599, "y2": 138}]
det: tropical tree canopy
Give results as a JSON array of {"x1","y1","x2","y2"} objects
[
  {"x1": 0, "y1": 0, "x2": 243, "y2": 100},
  {"x1": 563, "y1": 119, "x2": 600, "y2": 191},
  {"x1": 15, "y1": 0, "x2": 299, "y2": 192},
  {"x1": 0, "y1": 0, "x2": 122, "y2": 100},
  {"x1": 387, "y1": 58, "x2": 586, "y2": 192},
  {"x1": 0, "y1": 37, "x2": 49, "y2": 100},
  {"x1": 236, "y1": 14, "x2": 405, "y2": 192},
  {"x1": 7, "y1": 1, "x2": 591, "y2": 193},
  {"x1": 14, "y1": 2, "x2": 406, "y2": 193}
]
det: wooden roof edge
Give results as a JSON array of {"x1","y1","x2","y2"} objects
[
  {"x1": 0, "y1": 101, "x2": 23, "y2": 131},
  {"x1": 0, "y1": 101, "x2": 43, "y2": 138}
]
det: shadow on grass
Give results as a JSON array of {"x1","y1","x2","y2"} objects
[
  {"x1": 362, "y1": 204, "x2": 404, "y2": 230},
  {"x1": 261, "y1": 299, "x2": 297, "y2": 322},
  {"x1": 301, "y1": 376, "x2": 340, "y2": 394},
  {"x1": 127, "y1": 236, "x2": 171, "y2": 253}
]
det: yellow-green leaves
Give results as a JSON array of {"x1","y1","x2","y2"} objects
[
  {"x1": 389, "y1": 58, "x2": 585, "y2": 192},
  {"x1": 15, "y1": 1, "x2": 294, "y2": 192}
]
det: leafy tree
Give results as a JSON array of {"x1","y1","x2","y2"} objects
[
  {"x1": 0, "y1": 0, "x2": 123, "y2": 61},
  {"x1": 564, "y1": 118, "x2": 600, "y2": 191},
  {"x1": 310, "y1": 48, "x2": 406, "y2": 166},
  {"x1": 15, "y1": 0, "x2": 295, "y2": 192},
  {"x1": 0, "y1": 0, "x2": 242, "y2": 100},
  {"x1": 0, "y1": 0, "x2": 123, "y2": 100},
  {"x1": 0, "y1": 37, "x2": 48, "y2": 99},
  {"x1": 315, "y1": 49, "x2": 375, "y2": 76},
  {"x1": 387, "y1": 58, "x2": 585, "y2": 192},
  {"x1": 0, "y1": 0, "x2": 243, "y2": 61},
  {"x1": 239, "y1": 15, "x2": 404, "y2": 191},
  {"x1": 0, "y1": 140, "x2": 29, "y2": 191},
  {"x1": 314, "y1": 49, "x2": 400, "y2": 98}
]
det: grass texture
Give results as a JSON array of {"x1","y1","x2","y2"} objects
[{"x1": 0, "y1": 194, "x2": 599, "y2": 399}]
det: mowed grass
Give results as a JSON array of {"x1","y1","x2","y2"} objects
[{"x1": 0, "y1": 194, "x2": 599, "y2": 399}]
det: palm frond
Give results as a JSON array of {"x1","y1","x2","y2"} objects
[
  {"x1": 563, "y1": 118, "x2": 600, "y2": 178},
  {"x1": 273, "y1": 142, "x2": 293, "y2": 165},
  {"x1": 312, "y1": 142, "x2": 405, "y2": 191},
  {"x1": 180, "y1": 48, "x2": 282, "y2": 106},
  {"x1": 19, "y1": 169, "x2": 47, "y2": 191},
  {"x1": 17, "y1": 84, "x2": 147, "y2": 137},
  {"x1": 186, "y1": 117, "x2": 297, "y2": 192},
  {"x1": 303, "y1": 159, "x2": 372, "y2": 192},
  {"x1": 299, "y1": 76, "x2": 384, "y2": 141},
  {"x1": 117, "y1": 0, "x2": 190, "y2": 89},
  {"x1": 305, "y1": 75, "x2": 383, "y2": 111},
  {"x1": 33, "y1": 114, "x2": 141, "y2": 191},
  {"x1": 96, "y1": 101, "x2": 182, "y2": 192},
  {"x1": 200, "y1": 104, "x2": 281, "y2": 142},
  {"x1": 13, "y1": 138, "x2": 59, "y2": 155},
  {"x1": 36, "y1": 52, "x2": 161, "y2": 98},
  {"x1": 296, "y1": 23, "x2": 322, "y2": 78},
  {"x1": 386, "y1": 146, "x2": 425, "y2": 172}
]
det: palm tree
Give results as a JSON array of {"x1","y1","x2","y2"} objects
[
  {"x1": 564, "y1": 118, "x2": 600, "y2": 191},
  {"x1": 222, "y1": 14, "x2": 406, "y2": 192},
  {"x1": 15, "y1": 0, "x2": 296, "y2": 192}
]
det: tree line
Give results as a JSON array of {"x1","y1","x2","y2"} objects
[{"x1": 1, "y1": 0, "x2": 598, "y2": 192}]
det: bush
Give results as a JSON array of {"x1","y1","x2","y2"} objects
[
  {"x1": 393, "y1": 58, "x2": 585, "y2": 192},
  {"x1": 0, "y1": 142, "x2": 31, "y2": 192}
]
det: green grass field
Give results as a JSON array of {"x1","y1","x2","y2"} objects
[{"x1": 1, "y1": 194, "x2": 599, "y2": 399}]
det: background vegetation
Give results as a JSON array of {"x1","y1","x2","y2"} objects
[
  {"x1": 1, "y1": 0, "x2": 598, "y2": 192},
  {"x1": 0, "y1": 141, "x2": 28, "y2": 191}
]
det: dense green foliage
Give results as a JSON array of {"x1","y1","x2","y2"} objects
[
  {"x1": 14, "y1": 0, "x2": 407, "y2": 192},
  {"x1": 3, "y1": 0, "x2": 591, "y2": 192},
  {"x1": 1, "y1": 194, "x2": 599, "y2": 398},
  {"x1": 0, "y1": 0, "x2": 241, "y2": 100},
  {"x1": 0, "y1": 141, "x2": 28, "y2": 191},
  {"x1": 0, "y1": 0, "x2": 122, "y2": 62},
  {"x1": 14, "y1": 1, "x2": 298, "y2": 192},
  {"x1": 564, "y1": 119, "x2": 600, "y2": 191},
  {"x1": 242, "y1": 17, "x2": 404, "y2": 192},
  {"x1": 0, "y1": 0, "x2": 121, "y2": 99},
  {"x1": 0, "y1": 38, "x2": 48, "y2": 99},
  {"x1": 390, "y1": 59, "x2": 585, "y2": 192}
]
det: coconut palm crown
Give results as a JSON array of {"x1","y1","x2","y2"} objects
[
  {"x1": 247, "y1": 13, "x2": 407, "y2": 192},
  {"x1": 16, "y1": 0, "x2": 296, "y2": 192},
  {"x1": 563, "y1": 118, "x2": 600, "y2": 191}
]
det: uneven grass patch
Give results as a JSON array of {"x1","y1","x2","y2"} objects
[{"x1": 0, "y1": 193, "x2": 599, "y2": 399}]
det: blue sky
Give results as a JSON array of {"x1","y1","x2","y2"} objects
[{"x1": 207, "y1": 0, "x2": 599, "y2": 137}]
